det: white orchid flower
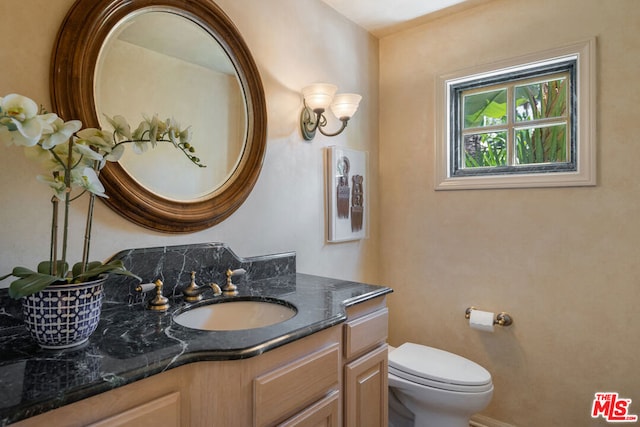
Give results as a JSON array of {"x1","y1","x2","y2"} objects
[
  {"x1": 36, "y1": 174, "x2": 67, "y2": 200},
  {"x1": 131, "y1": 121, "x2": 149, "y2": 141},
  {"x1": 167, "y1": 127, "x2": 179, "y2": 147},
  {"x1": 0, "y1": 94, "x2": 39, "y2": 121},
  {"x1": 179, "y1": 126, "x2": 193, "y2": 145},
  {"x1": 11, "y1": 118, "x2": 45, "y2": 147},
  {"x1": 103, "y1": 114, "x2": 131, "y2": 141},
  {"x1": 132, "y1": 139, "x2": 149, "y2": 155},
  {"x1": 166, "y1": 118, "x2": 180, "y2": 147},
  {"x1": 143, "y1": 114, "x2": 159, "y2": 147},
  {"x1": 73, "y1": 142, "x2": 104, "y2": 162},
  {"x1": 41, "y1": 118, "x2": 82, "y2": 149},
  {"x1": 157, "y1": 118, "x2": 167, "y2": 137},
  {"x1": 38, "y1": 113, "x2": 59, "y2": 128},
  {"x1": 73, "y1": 167, "x2": 107, "y2": 198},
  {"x1": 76, "y1": 128, "x2": 114, "y2": 150},
  {"x1": 0, "y1": 116, "x2": 45, "y2": 147},
  {"x1": 163, "y1": 118, "x2": 193, "y2": 147},
  {"x1": 0, "y1": 94, "x2": 44, "y2": 147},
  {"x1": 105, "y1": 144, "x2": 125, "y2": 162}
]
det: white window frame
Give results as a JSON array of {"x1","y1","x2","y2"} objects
[{"x1": 435, "y1": 39, "x2": 596, "y2": 190}]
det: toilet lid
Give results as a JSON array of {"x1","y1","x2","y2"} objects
[{"x1": 389, "y1": 343, "x2": 492, "y2": 392}]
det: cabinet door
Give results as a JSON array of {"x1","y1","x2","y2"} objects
[
  {"x1": 344, "y1": 344, "x2": 388, "y2": 427},
  {"x1": 88, "y1": 392, "x2": 181, "y2": 427},
  {"x1": 278, "y1": 391, "x2": 340, "y2": 427}
]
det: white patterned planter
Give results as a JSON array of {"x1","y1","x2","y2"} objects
[{"x1": 21, "y1": 275, "x2": 106, "y2": 349}]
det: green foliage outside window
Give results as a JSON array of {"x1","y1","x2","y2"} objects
[{"x1": 462, "y1": 77, "x2": 568, "y2": 168}]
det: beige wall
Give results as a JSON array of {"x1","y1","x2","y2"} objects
[
  {"x1": 4, "y1": 0, "x2": 639, "y2": 425},
  {"x1": 379, "y1": 0, "x2": 639, "y2": 425},
  {"x1": 0, "y1": 0, "x2": 380, "y2": 283}
]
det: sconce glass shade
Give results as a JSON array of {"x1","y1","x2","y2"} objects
[
  {"x1": 330, "y1": 93, "x2": 362, "y2": 120},
  {"x1": 302, "y1": 83, "x2": 338, "y2": 111}
]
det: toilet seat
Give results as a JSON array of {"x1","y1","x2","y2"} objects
[{"x1": 389, "y1": 343, "x2": 492, "y2": 393}]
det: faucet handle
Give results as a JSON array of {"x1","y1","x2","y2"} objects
[
  {"x1": 222, "y1": 268, "x2": 245, "y2": 296},
  {"x1": 136, "y1": 282, "x2": 156, "y2": 293},
  {"x1": 136, "y1": 280, "x2": 169, "y2": 311},
  {"x1": 228, "y1": 268, "x2": 246, "y2": 278}
]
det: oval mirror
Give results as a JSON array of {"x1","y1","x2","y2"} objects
[{"x1": 51, "y1": 0, "x2": 267, "y2": 232}]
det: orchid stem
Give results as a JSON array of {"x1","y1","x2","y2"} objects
[
  {"x1": 50, "y1": 195, "x2": 59, "y2": 276},
  {"x1": 81, "y1": 160, "x2": 102, "y2": 274},
  {"x1": 81, "y1": 191, "x2": 96, "y2": 274},
  {"x1": 61, "y1": 140, "x2": 73, "y2": 278}
]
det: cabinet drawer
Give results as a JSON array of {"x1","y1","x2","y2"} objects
[
  {"x1": 344, "y1": 308, "x2": 388, "y2": 360},
  {"x1": 254, "y1": 343, "x2": 340, "y2": 427}
]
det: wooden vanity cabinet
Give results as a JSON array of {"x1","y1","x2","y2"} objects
[
  {"x1": 187, "y1": 326, "x2": 342, "y2": 426},
  {"x1": 13, "y1": 297, "x2": 390, "y2": 427},
  {"x1": 343, "y1": 296, "x2": 389, "y2": 427}
]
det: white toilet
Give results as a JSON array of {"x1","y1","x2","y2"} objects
[{"x1": 388, "y1": 343, "x2": 493, "y2": 427}]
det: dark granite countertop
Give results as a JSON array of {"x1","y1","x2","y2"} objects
[{"x1": 0, "y1": 243, "x2": 391, "y2": 425}]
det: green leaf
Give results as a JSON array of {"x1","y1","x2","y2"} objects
[
  {"x1": 73, "y1": 259, "x2": 141, "y2": 283},
  {"x1": 71, "y1": 261, "x2": 103, "y2": 278},
  {"x1": 7, "y1": 266, "x2": 39, "y2": 279},
  {"x1": 8, "y1": 272, "x2": 64, "y2": 299},
  {"x1": 37, "y1": 260, "x2": 69, "y2": 276},
  {"x1": 464, "y1": 89, "x2": 507, "y2": 128}
]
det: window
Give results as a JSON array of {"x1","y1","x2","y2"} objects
[
  {"x1": 435, "y1": 39, "x2": 596, "y2": 190},
  {"x1": 460, "y1": 70, "x2": 572, "y2": 172}
]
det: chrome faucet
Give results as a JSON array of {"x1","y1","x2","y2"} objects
[{"x1": 182, "y1": 271, "x2": 222, "y2": 302}]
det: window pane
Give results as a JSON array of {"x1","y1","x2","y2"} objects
[
  {"x1": 515, "y1": 78, "x2": 567, "y2": 122},
  {"x1": 515, "y1": 124, "x2": 567, "y2": 164},
  {"x1": 463, "y1": 132, "x2": 508, "y2": 168},
  {"x1": 463, "y1": 89, "x2": 507, "y2": 128}
]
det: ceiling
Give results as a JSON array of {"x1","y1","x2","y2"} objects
[{"x1": 320, "y1": 0, "x2": 479, "y2": 37}]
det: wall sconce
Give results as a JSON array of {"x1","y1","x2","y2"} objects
[{"x1": 300, "y1": 83, "x2": 362, "y2": 141}]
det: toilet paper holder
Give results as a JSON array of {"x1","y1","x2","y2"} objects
[{"x1": 465, "y1": 307, "x2": 513, "y2": 327}]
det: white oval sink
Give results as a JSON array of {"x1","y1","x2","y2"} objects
[{"x1": 173, "y1": 300, "x2": 297, "y2": 331}]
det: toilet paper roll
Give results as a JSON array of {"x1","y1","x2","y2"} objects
[{"x1": 469, "y1": 309, "x2": 495, "y2": 332}]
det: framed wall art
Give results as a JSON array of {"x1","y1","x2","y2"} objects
[{"x1": 326, "y1": 146, "x2": 368, "y2": 242}]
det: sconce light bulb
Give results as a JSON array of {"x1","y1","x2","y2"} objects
[
  {"x1": 301, "y1": 83, "x2": 337, "y2": 111},
  {"x1": 330, "y1": 93, "x2": 362, "y2": 120}
]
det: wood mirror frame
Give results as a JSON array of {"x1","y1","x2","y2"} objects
[{"x1": 50, "y1": 0, "x2": 267, "y2": 233}]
